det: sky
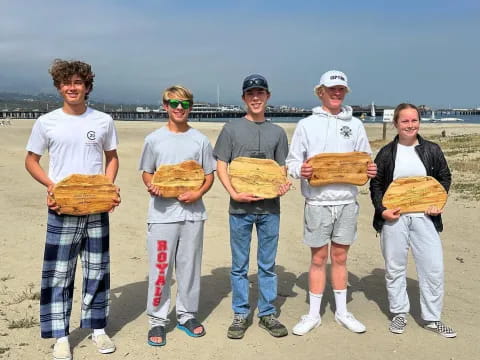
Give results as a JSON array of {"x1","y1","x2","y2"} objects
[{"x1": 1, "y1": 0, "x2": 479, "y2": 109}]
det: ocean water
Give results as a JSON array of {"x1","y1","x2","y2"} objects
[{"x1": 185, "y1": 114, "x2": 480, "y2": 124}]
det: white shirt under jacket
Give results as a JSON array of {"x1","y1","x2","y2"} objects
[{"x1": 286, "y1": 105, "x2": 372, "y2": 205}]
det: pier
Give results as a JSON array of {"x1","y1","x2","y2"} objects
[{"x1": 2, "y1": 108, "x2": 479, "y2": 121}]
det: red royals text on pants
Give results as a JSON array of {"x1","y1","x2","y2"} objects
[{"x1": 153, "y1": 240, "x2": 168, "y2": 307}]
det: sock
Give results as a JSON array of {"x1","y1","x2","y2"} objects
[
  {"x1": 56, "y1": 336, "x2": 69, "y2": 344},
  {"x1": 308, "y1": 292, "x2": 323, "y2": 318},
  {"x1": 93, "y1": 328, "x2": 106, "y2": 337},
  {"x1": 333, "y1": 289, "x2": 347, "y2": 317}
]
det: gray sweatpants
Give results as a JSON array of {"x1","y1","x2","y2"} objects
[
  {"x1": 146, "y1": 221, "x2": 204, "y2": 326},
  {"x1": 380, "y1": 215, "x2": 444, "y2": 321}
]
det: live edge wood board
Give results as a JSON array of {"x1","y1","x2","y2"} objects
[
  {"x1": 229, "y1": 157, "x2": 287, "y2": 199},
  {"x1": 52, "y1": 174, "x2": 118, "y2": 216},
  {"x1": 382, "y1": 176, "x2": 448, "y2": 213},
  {"x1": 307, "y1": 151, "x2": 371, "y2": 186},
  {"x1": 152, "y1": 160, "x2": 205, "y2": 198}
]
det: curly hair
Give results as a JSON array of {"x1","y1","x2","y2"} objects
[{"x1": 49, "y1": 59, "x2": 95, "y2": 100}]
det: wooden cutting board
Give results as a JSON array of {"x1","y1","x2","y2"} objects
[
  {"x1": 382, "y1": 176, "x2": 448, "y2": 213},
  {"x1": 307, "y1": 151, "x2": 372, "y2": 186},
  {"x1": 229, "y1": 157, "x2": 287, "y2": 199},
  {"x1": 152, "y1": 160, "x2": 205, "y2": 198},
  {"x1": 52, "y1": 174, "x2": 118, "y2": 215}
]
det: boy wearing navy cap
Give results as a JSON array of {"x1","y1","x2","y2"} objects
[{"x1": 214, "y1": 74, "x2": 291, "y2": 339}]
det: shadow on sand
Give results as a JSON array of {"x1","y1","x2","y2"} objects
[
  {"x1": 69, "y1": 265, "x2": 423, "y2": 347},
  {"x1": 295, "y1": 266, "x2": 421, "y2": 324}
]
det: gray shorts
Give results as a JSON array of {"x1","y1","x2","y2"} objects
[{"x1": 303, "y1": 202, "x2": 359, "y2": 248}]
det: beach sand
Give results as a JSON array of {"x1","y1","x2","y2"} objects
[{"x1": 0, "y1": 120, "x2": 479, "y2": 359}]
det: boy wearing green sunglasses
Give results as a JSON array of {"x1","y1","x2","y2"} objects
[{"x1": 139, "y1": 85, "x2": 216, "y2": 346}]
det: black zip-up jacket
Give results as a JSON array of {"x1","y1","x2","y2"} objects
[{"x1": 369, "y1": 134, "x2": 451, "y2": 233}]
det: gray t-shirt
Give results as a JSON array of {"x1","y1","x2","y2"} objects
[
  {"x1": 139, "y1": 126, "x2": 216, "y2": 223},
  {"x1": 213, "y1": 117, "x2": 289, "y2": 214}
]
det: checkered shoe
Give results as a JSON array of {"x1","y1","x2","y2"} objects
[
  {"x1": 424, "y1": 321, "x2": 457, "y2": 338},
  {"x1": 389, "y1": 315, "x2": 407, "y2": 334}
]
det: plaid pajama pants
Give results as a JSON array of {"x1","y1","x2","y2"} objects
[{"x1": 40, "y1": 210, "x2": 111, "y2": 338}]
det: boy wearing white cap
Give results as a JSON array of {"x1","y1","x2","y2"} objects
[{"x1": 286, "y1": 70, "x2": 377, "y2": 335}]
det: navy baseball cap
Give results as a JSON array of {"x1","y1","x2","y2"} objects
[{"x1": 242, "y1": 74, "x2": 269, "y2": 93}]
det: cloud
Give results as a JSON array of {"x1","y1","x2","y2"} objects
[{"x1": 1, "y1": 1, "x2": 478, "y2": 108}]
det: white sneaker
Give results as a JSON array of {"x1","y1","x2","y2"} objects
[
  {"x1": 92, "y1": 333, "x2": 116, "y2": 354},
  {"x1": 53, "y1": 341, "x2": 72, "y2": 360},
  {"x1": 335, "y1": 312, "x2": 366, "y2": 333},
  {"x1": 292, "y1": 315, "x2": 321, "y2": 336}
]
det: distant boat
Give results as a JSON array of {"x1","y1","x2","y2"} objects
[
  {"x1": 422, "y1": 110, "x2": 464, "y2": 123},
  {"x1": 436, "y1": 117, "x2": 464, "y2": 122},
  {"x1": 370, "y1": 101, "x2": 376, "y2": 119},
  {"x1": 360, "y1": 102, "x2": 376, "y2": 122},
  {"x1": 421, "y1": 110, "x2": 435, "y2": 122},
  {"x1": 367, "y1": 102, "x2": 376, "y2": 121}
]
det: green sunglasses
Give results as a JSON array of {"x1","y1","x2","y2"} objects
[{"x1": 165, "y1": 99, "x2": 191, "y2": 109}]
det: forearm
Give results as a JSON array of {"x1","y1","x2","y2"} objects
[
  {"x1": 286, "y1": 150, "x2": 303, "y2": 179},
  {"x1": 286, "y1": 127, "x2": 305, "y2": 179},
  {"x1": 197, "y1": 173, "x2": 214, "y2": 197},
  {"x1": 142, "y1": 171, "x2": 154, "y2": 187},
  {"x1": 104, "y1": 150, "x2": 119, "y2": 183},
  {"x1": 216, "y1": 160, "x2": 237, "y2": 197},
  {"x1": 369, "y1": 162, "x2": 387, "y2": 214},
  {"x1": 25, "y1": 152, "x2": 53, "y2": 188},
  {"x1": 436, "y1": 158, "x2": 451, "y2": 192}
]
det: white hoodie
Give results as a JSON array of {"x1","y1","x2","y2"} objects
[{"x1": 286, "y1": 105, "x2": 371, "y2": 205}]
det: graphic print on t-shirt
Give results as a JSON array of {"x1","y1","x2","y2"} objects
[{"x1": 340, "y1": 126, "x2": 352, "y2": 139}]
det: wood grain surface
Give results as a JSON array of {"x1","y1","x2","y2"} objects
[
  {"x1": 52, "y1": 174, "x2": 118, "y2": 215},
  {"x1": 229, "y1": 157, "x2": 287, "y2": 199},
  {"x1": 307, "y1": 151, "x2": 372, "y2": 186},
  {"x1": 152, "y1": 160, "x2": 205, "y2": 198},
  {"x1": 382, "y1": 176, "x2": 448, "y2": 213}
]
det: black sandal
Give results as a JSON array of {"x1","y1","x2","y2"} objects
[
  {"x1": 147, "y1": 325, "x2": 166, "y2": 346},
  {"x1": 176, "y1": 318, "x2": 206, "y2": 337}
]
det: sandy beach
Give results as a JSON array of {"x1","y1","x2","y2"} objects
[{"x1": 1, "y1": 119, "x2": 479, "y2": 360}]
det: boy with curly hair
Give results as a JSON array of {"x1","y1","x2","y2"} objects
[{"x1": 25, "y1": 59, "x2": 120, "y2": 359}]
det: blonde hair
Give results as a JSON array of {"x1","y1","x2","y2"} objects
[
  {"x1": 162, "y1": 85, "x2": 194, "y2": 104},
  {"x1": 314, "y1": 84, "x2": 350, "y2": 97}
]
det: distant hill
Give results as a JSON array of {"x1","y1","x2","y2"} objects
[{"x1": 0, "y1": 92, "x2": 156, "y2": 112}]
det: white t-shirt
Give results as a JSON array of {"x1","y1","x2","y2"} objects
[
  {"x1": 26, "y1": 107, "x2": 118, "y2": 183},
  {"x1": 394, "y1": 143, "x2": 427, "y2": 217},
  {"x1": 138, "y1": 126, "x2": 216, "y2": 224}
]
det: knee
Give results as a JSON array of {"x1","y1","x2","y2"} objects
[
  {"x1": 311, "y1": 253, "x2": 328, "y2": 268},
  {"x1": 331, "y1": 250, "x2": 348, "y2": 266}
]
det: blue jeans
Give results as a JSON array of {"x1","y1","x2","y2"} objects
[{"x1": 229, "y1": 213, "x2": 280, "y2": 317}]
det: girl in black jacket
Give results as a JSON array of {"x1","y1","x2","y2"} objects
[{"x1": 369, "y1": 103, "x2": 455, "y2": 338}]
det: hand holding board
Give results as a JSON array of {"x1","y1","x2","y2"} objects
[
  {"x1": 229, "y1": 157, "x2": 287, "y2": 199},
  {"x1": 307, "y1": 152, "x2": 371, "y2": 186},
  {"x1": 382, "y1": 176, "x2": 448, "y2": 213},
  {"x1": 52, "y1": 174, "x2": 118, "y2": 215},
  {"x1": 152, "y1": 160, "x2": 205, "y2": 198}
]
